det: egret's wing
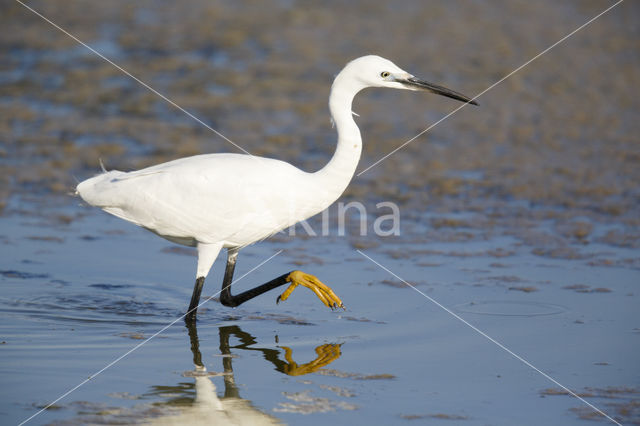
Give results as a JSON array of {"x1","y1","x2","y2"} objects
[{"x1": 77, "y1": 154, "x2": 311, "y2": 246}]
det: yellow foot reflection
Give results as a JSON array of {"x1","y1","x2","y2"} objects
[
  {"x1": 276, "y1": 270, "x2": 345, "y2": 310},
  {"x1": 280, "y1": 344, "x2": 342, "y2": 376}
]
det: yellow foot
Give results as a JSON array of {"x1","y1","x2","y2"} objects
[
  {"x1": 279, "y1": 344, "x2": 342, "y2": 376},
  {"x1": 276, "y1": 270, "x2": 345, "y2": 310}
]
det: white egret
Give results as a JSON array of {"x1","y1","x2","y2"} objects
[{"x1": 77, "y1": 55, "x2": 477, "y2": 321}]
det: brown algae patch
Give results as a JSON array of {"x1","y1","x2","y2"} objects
[
  {"x1": 597, "y1": 230, "x2": 640, "y2": 249},
  {"x1": 118, "y1": 332, "x2": 146, "y2": 340},
  {"x1": 245, "y1": 313, "x2": 315, "y2": 326},
  {"x1": 342, "y1": 316, "x2": 386, "y2": 324},
  {"x1": 555, "y1": 220, "x2": 593, "y2": 242},
  {"x1": 379, "y1": 279, "x2": 410, "y2": 289},
  {"x1": 531, "y1": 246, "x2": 593, "y2": 260},
  {"x1": 0, "y1": 270, "x2": 49, "y2": 279},
  {"x1": 401, "y1": 413, "x2": 468, "y2": 421},
  {"x1": 274, "y1": 390, "x2": 358, "y2": 414},
  {"x1": 587, "y1": 257, "x2": 640, "y2": 270},
  {"x1": 508, "y1": 286, "x2": 538, "y2": 293},
  {"x1": 484, "y1": 275, "x2": 526, "y2": 283},
  {"x1": 563, "y1": 284, "x2": 612, "y2": 294},
  {"x1": 541, "y1": 386, "x2": 639, "y2": 424},
  {"x1": 26, "y1": 235, "x2": 65, "y2": 243},
  {"x1": 319, "y1": 384, "x2": 356, "y2": 398},
  {"x1": 316, "y1": 369, "x2": 395, "y2": 380}
]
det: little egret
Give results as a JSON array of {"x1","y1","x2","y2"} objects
[{"x1": 77, "y1": 55, "x2": 477, "y2": 321}]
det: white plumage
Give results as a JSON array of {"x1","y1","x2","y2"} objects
[
  {"x1": 77, "y1": 55, "x2": 476, "y2": 317},
  {"x1": 79, "y1": 154, "x2": 322, "y2": 247}
]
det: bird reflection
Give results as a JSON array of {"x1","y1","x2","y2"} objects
[
  {"x1": 149, "y1": 322, "x2": 341, "y2": 424},
  {"x1": 214, "y1": 324, "x2": 342, "y2": 378}
]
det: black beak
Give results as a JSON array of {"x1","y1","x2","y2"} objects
[{"x1": 399, "y1": 77, "x2": 478, "y2": 106}]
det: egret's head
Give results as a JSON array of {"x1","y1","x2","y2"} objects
[{"x1": 340, "y1": 55, "x2": 478, "y2": 105}]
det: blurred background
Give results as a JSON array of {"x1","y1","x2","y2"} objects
[{"x1": 2, "y1": 0, "x2": 638, "y2": 224}]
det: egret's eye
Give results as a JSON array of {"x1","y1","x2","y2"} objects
[{"x1": 380, "y1": 71, "x2": 390, "y2": 78}]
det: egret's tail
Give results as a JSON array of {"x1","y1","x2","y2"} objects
[{"x1": 76, "y1": 170, "x2": 126, "y2": 208}]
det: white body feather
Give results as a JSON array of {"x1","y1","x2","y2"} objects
[
  {"x1": 77, "y1": 55, "x2": 427, "y2": 278},
  {"x1": 77, "y1": 153, "x2": 338, "y2": 247}
]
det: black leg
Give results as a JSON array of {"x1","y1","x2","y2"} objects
[
  {"x1": 185, "y1": 276, "x2": 205, "y2": 323},
  {"x1": 219, "y1": 248, "x2": 291, "y2": 308},
  {"x1": 185, "y1": 319, "x2": 202, "y2": 367},
  {"x1": 219, "y1": 249, "x2": 238, "y2": 306},
  {"x1": 186, "y1": 249, "x2": 343, "y2": 314}
]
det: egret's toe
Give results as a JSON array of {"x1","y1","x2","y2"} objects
[{"x1": 277, "y1": 270, "x2": 344, "y2": 310}]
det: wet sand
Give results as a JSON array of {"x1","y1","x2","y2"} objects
[{"x1": 1, "y1": 1, "x2": 639, "y2": 424}]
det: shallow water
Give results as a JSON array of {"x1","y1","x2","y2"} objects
[
  {"x1": 2, "y1": 197, "x2": 638, "y2": 425},
  {"x1": 2, "y1": 0, "x2": 640, "y2": 425}
]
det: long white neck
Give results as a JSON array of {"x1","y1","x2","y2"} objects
[{"x1": 311, "y1": 74, "x2": 364, "y2": 207}]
